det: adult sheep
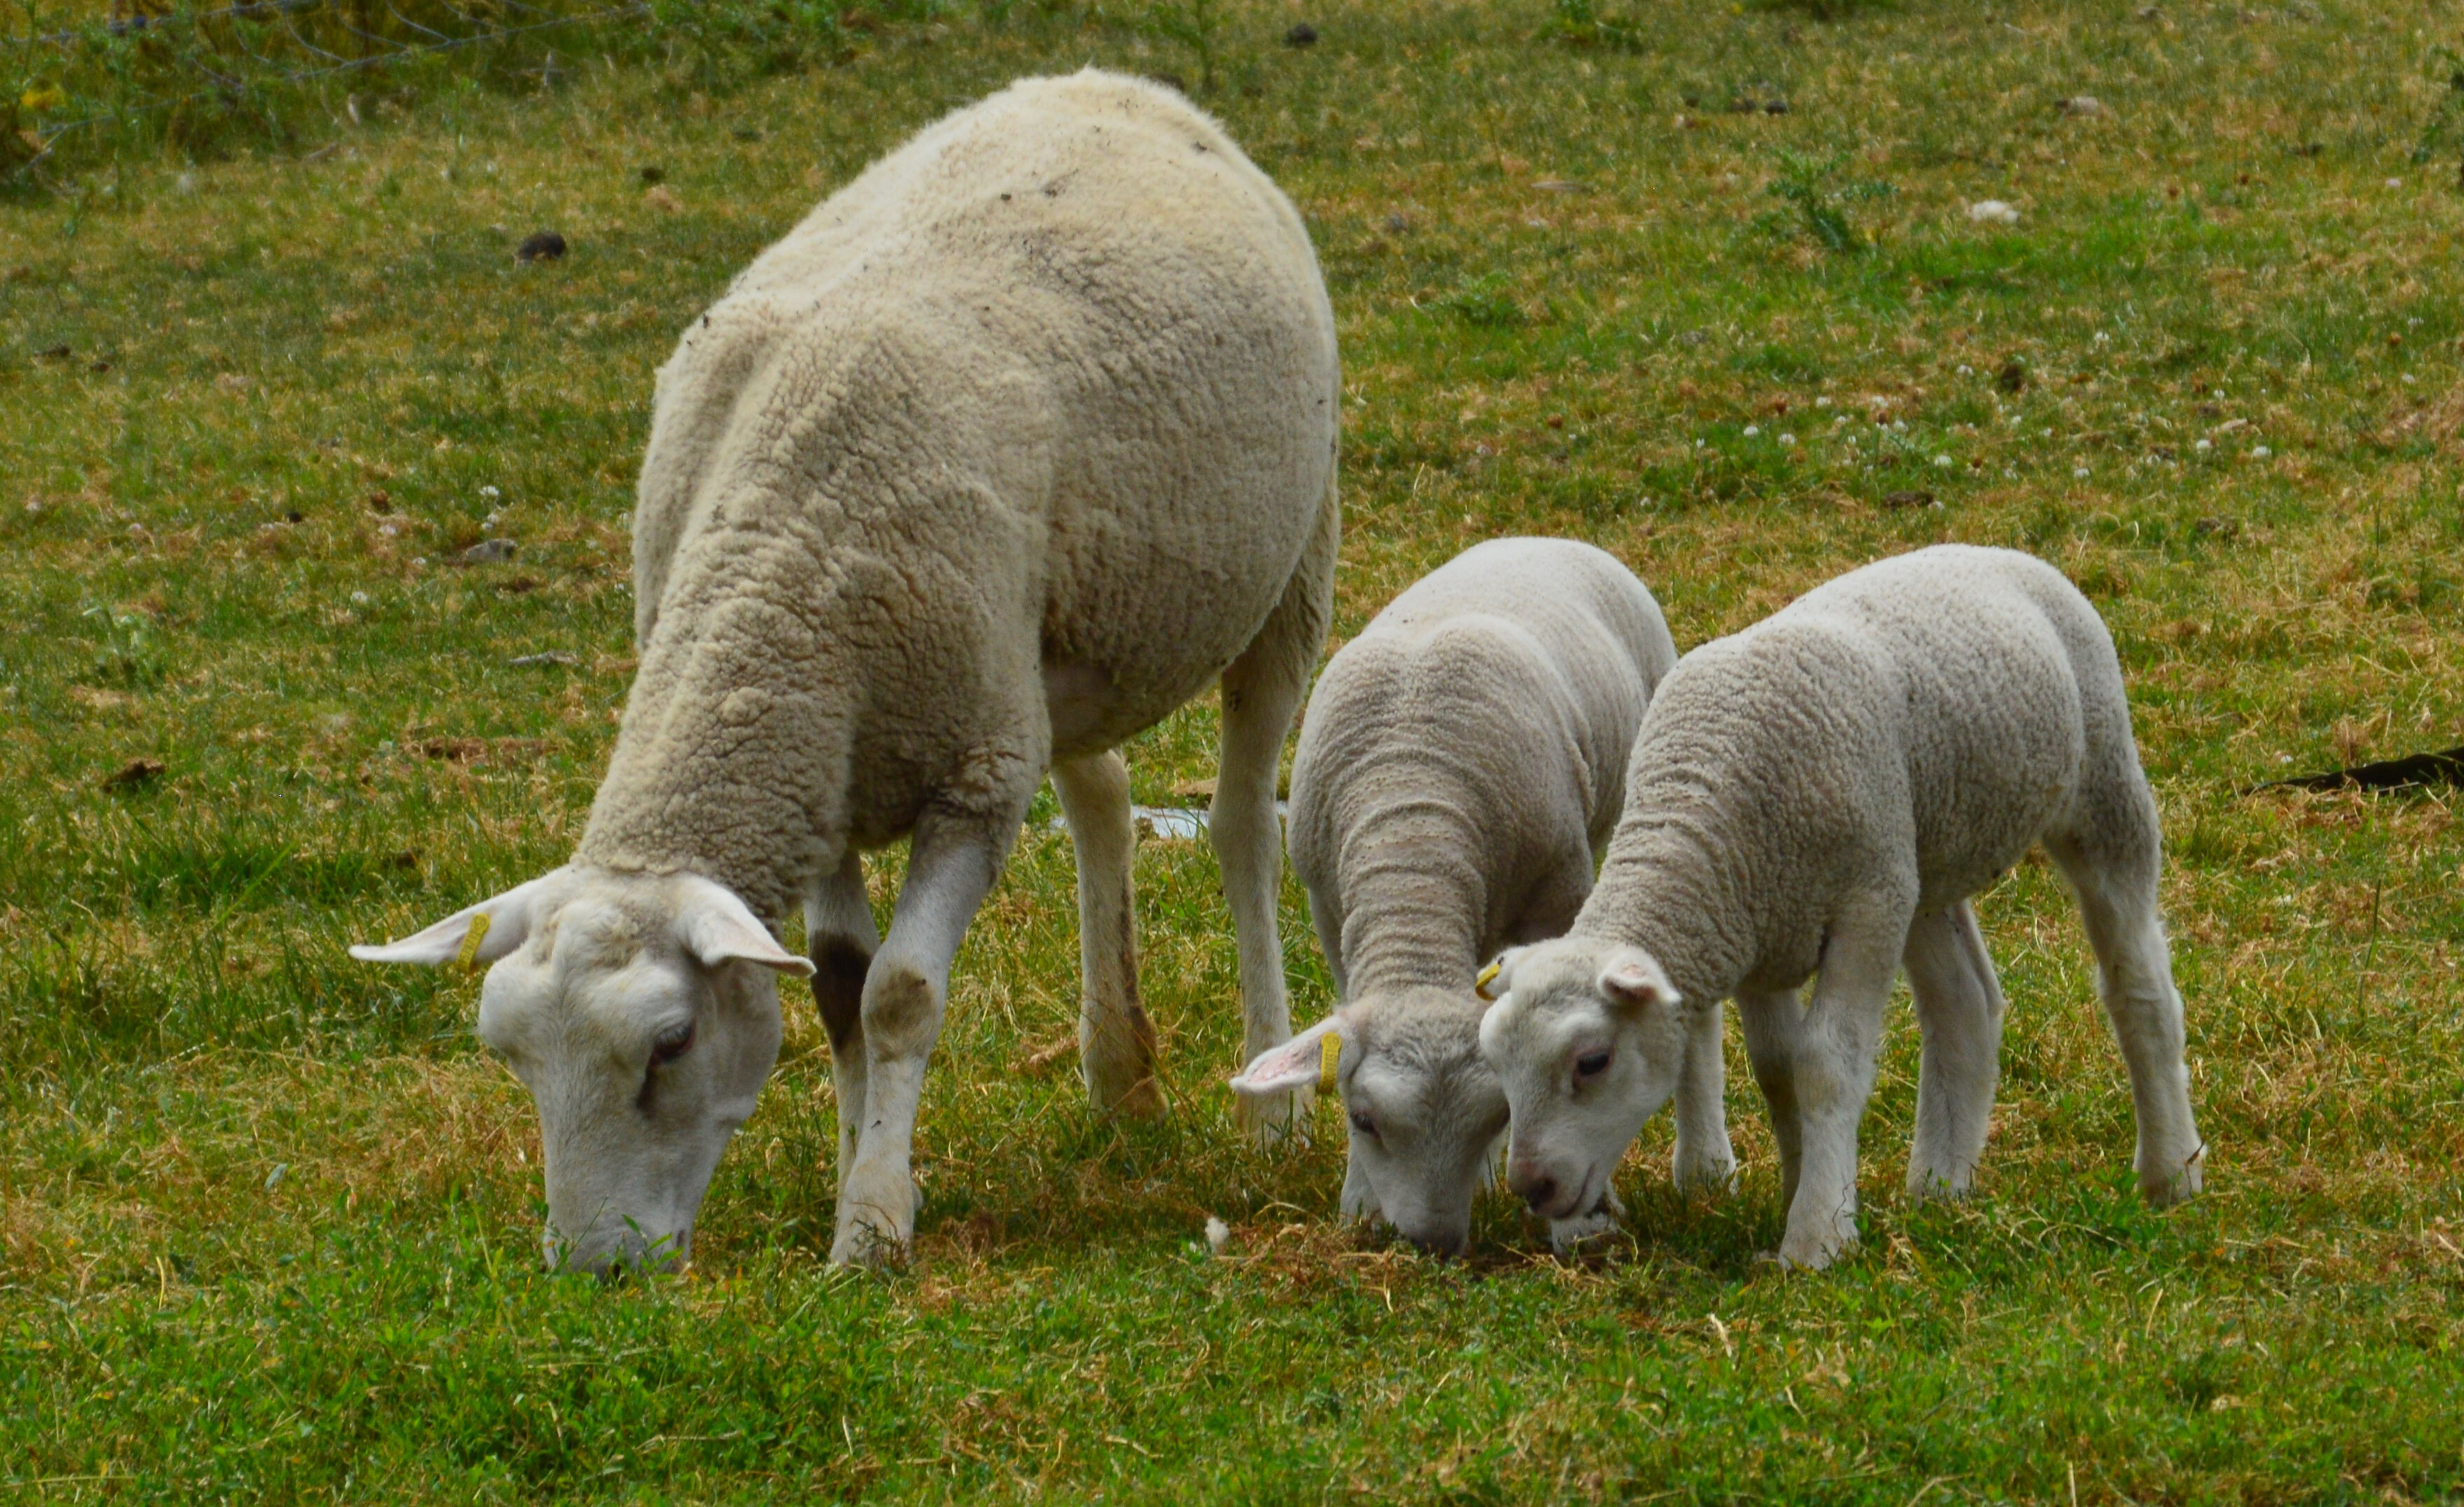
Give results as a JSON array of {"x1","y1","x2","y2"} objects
[
  {"x1": 352, "y1": 70, "x2": 1340, "y2": 1273},
  {"x1": 1229, "y1": 539, "x2": 1730, "y2": 1254},
  {"x1": 1479, "y1": 545, "x2": 2206, "y2": 1270}
]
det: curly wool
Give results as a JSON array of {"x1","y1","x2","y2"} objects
[
  {"x1": 574, "y1": 71, "x2": 1342, "y2": 918},
  {"x1": 1581, "y1": 543, "x2": 2141, "y2": 994}
]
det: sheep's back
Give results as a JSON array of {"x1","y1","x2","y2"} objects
[{"x1": 638, "y1": 69, "x2": 1339, "y2": 743}]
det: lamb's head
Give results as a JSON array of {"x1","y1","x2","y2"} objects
[
  {"x1": 1229, "y1": 989, "x2": 1507, "y2": 1256},
  {"x1": 351, "y1": 867, "x2": 813, "y2": 1275},
  {"x1": 1477, "y1": 937, "x2": 1691, "y2": 1225}
]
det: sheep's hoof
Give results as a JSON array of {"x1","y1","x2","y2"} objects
[
  {"x1": 829, "y1": 1177, "x2": 918, "y2": 1268},
  {"x1": 1235, "y1": 1084, "x2": 1313, "y2": 1147},
  {"x1": 2139, "y1": 1144, "x2": 2206, "y2": 1207},
  {"x1": 1771, "y1": 1227, "x2": 1854, "y2": 1272},
  {"x1": 1080, "y1": 1007, "x2": 1164, "y2": 1119},
  {"x1": 1903, "y1": 1168, "x2": 1978, "y2": 1204},
  {"x1": 1673, "y1": 1149, "x2": 1738, "y2": 1196}
]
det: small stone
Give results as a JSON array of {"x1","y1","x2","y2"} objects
[
  {"x1": 516, "y1": 230, "x2": 567, "y2": 264},
  {"x1": 2059, "y1": 94, "x2": 2106, "y2": 117},
  {"x1": 1283, "y1": 22, "x2": 1318, "y2": 46},
  {"x1": 458, "y1": 538, "x2": 517, "y2": 565},
  {"x1": 1384, "y1": 210, "x2": 1411, "y2": 234},
  {"x1": 1968, "y1": 199, "x2": 2021, "y2": 225}
]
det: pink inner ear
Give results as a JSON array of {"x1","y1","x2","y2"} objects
[{"x1": 1231, "y1": 1029, "x2": 1323, "y2": 1095}]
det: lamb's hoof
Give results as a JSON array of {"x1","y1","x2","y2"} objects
[
  {"x1": 1235, "y1": 1084, "x2": 1313, "y2": 1147},
  {"x1": 1904, "y1": 1170, "x2": 1978, "y2": 1205},
  {"x1": 2141, "y1": 1146, "x2": 2206, "y2": 1207},
  {"x1": 1771, "y1": 1228, "x2": 1854, "y2": 1272},
  {"x1": 1549, "y1": 1208, "x2": 1619, "y2": 1253},
  {"x1": 1673, "y1": 1151, "x2": 1738, "y2": 1197},
  {"x1": 829, "y1": 1177, "x2": 919, "y2": 1268}
]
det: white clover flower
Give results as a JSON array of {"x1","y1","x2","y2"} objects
[
  {"x1": 480, "y1": 485, "x2": 501, "y2": 499},
  {"x1": 2072, "y1": 466, "x2": 2090, "y2": 478},
  {"x1": 1778, "y1": 433, "x2": 1796, "y2": 447},
  {"x1": 1744, "y1": 424, "x2": 1761, "y2": 437},
  {"x1": 1814, "y1": 395, "x2": 1831, "y2": 407},
  {"x1": 2252, "y1": 444, "x2": 2272, "y2": 458},
  {"x1": 351, "y1": 591, "x2": 369, "y2": 605},
  {"x1": 2195, "y1": 438, "x2": 2212, "y2": 452},
  {"x1": 1934, "y1": 454, "x2": 1954, "y2": 468}
]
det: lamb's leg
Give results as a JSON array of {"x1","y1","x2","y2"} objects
[
  {"x1": 1213, "y1": 493, "x2": 1335, "y2": 1144},
  {"x1": 1903, "y1": 900, "x2": 2007, "y2": 1200},
  {"x1": 805, "y1": 852, "x2": 879, "y2": 1227},
  {"x1": 1736, "y1": 988, "x2": 1808, "y2": 1212},
  {"x1": 1773, "y1": 909, "x2": 1905, "y2": 1270},
  {"x1": 2046, "y1": 822, "x2": 2206, "y2": 1207},
  {"x1": 1672, "y1": 1001, "x2": 1737, "y2": 1193},
  {"x1": 1052, "y1": 750, "x2": 1161, "y2": 1117},
  {"x1": 830, "y1": 810, "x2": 1013, "y2": 1266}
]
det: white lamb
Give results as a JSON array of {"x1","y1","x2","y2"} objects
[
  {"x1": 352, "y1": 70, "x2": 1341, "y2": 1273},
  {"x1": 1479, "y1": 545, "x2": 2206, "y2": 1270},
  {"x1": 1229, "y1": 538, "x2": 1731, "y2": 1254}
]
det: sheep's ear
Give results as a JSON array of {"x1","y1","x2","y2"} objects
[
  {"x1": 678, "y1": 877, "x2": 816, "y2": 978},
  {"x1": 1597, "y1": 951, "x2": 1680, "y2": 1013},
  {"x1": 349, "y1": 869, "x2": 565, "y2": 969},
  {"x1": 1476, "y1": 946, "x2": 1533, "y2": 1003},
  {"x1": 1230, "y1": 1014, "x2": 1348, "y2": 1098}
]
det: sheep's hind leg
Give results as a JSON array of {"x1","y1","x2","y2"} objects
[
  {"x1": 830, "y1": 808, "x2": 1015, "y2": 1267},
  {"x1": 2046, "y1": 821, "x2": 2206, "y2": 1207},
  {"x1": 1903, "y1": 900, "x2": 2006, "y2": 1202},
  {"x1": 1053, "y1": 750, "x2": 1161, "y2": 1118},
  {"x1": 805, "y1": 852, "x2": 879, "y2": 1231},
  {"x1": 1213, "y1": 498, "x2": 1335, "y2": 1144}
]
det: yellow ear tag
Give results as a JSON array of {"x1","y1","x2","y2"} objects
[
  {"x1": 1476, "y1": 960, "x2": 1502, "y2": 997},
  {"x1": 456, "y1": 911, "x2": 492, "y2": 972},
  {"x1": 1317, "y1": 1030, "x2": 1341, "y2": 1095}
]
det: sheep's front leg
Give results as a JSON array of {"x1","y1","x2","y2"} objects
[
  {"x1": 829, "y1": 811, "x2": 1013, "y2": 1267},
  {"x1": 1773, "y1": 911, "x2": 1905, "y2": 1270},
  {"x1": 1053, "y1": 750, "x2": 1161, "y2": 1117},
  {"x1": 1670, "y1": 1000, "x2": 1737, "y2": 1194},
  {"x1": 805, "y1": 852, "x2": 880, "y2": 1219},
  {"x1": 1903, "y1": 901, "x2": 2006, "y2": 1200}
]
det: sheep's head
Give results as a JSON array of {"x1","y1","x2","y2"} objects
[
  {"x1": 1229, "y1": 988, "x2": 1507, "y2": 1256},
  {"x1": 351, "y1": 867, "x2": 812, "y2": 1275},
  {"x1": 1477, "y1": 937, "x2": 1691, "y2": 1224}
]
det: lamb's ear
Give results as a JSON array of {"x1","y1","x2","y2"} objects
[
  {"x1": 1597, "y1": 950, "x2": 1680, "y2": 1012},
  {"x1": 349, "y1": 869, "x2": 566, "y2": 968},
  {"x1": 1229, "y1": 1014, "x2": 1349, "y2": 1098},
  {"x1": 678, "y1": 877, "x2": 816, "y2": 978},
  {"x1": 1476, "y1": 946, "x2": 1533, "y2": 1003}
]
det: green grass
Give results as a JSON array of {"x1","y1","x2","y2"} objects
[{"x1": 6, "y1": 0, "x2": 2464, "y2": 1499}]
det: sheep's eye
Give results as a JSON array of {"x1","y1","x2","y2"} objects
[
  {"x1": 1348, "y1": 1110, "x2": 1379, "y2": 1141},
  {"x1": 1574, "y1": 1048, "x2": 1613, "y2": 1082},
  {"x1": 650, "y1": 1021, "x2": 696, "y2": 1065}
]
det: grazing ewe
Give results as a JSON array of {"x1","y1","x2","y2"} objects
[
  {"x1": 353, "y1": 69, "x2": 1340, "y2": 1273},
  {"x1": 1479, "y1": 545, "x2": 2206, "y2": 1269},
  {"x1": 1230, "y1": 538, "x2": 1729, "y2": 1254}
]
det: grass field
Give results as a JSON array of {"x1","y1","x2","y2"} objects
[{"x1": 6, "y1": 0, "x2": 2464, "y2": 1499}]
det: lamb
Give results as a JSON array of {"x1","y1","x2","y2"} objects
[
  {"x1": 1229, "y1": 538, "x2": 1731, "y2": 1254},
  {"x1": 1478, "y1": 545, "x2": 2206, "y2": 1270},
  {"x1": 351, "y1": 69, "x2": 1341, "y2": 1274}
]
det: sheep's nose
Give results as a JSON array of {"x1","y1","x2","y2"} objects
[
  {"x1": 1398, "y1": 1223, "x2": 1469, "y2": 1259},
  {"x1": 1506, "y1": 1161, "x2": 1558, "y2": 1214}
]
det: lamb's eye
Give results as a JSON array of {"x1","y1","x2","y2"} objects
[
  {"x1": 650, "y1": 1020, "x2": 696, "y2": 1065},
  {"x1": 1573, "y1": 1048, "x2": 1613, "y2": 1082},
  {"x1": 1348, "y1": 1110, "x2": 1379, "y2": 1141}
]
